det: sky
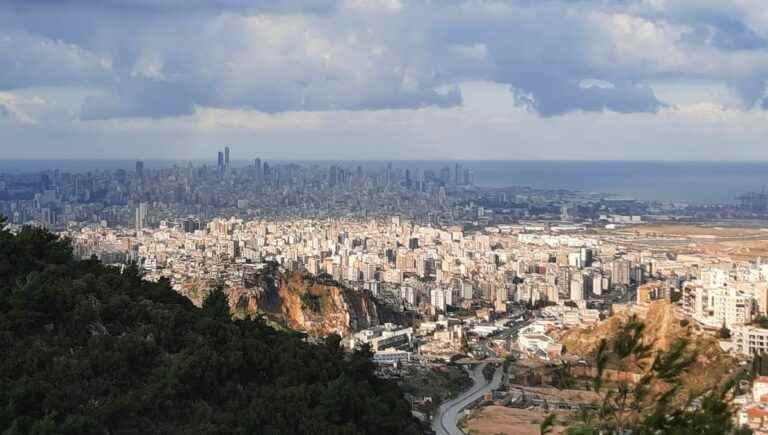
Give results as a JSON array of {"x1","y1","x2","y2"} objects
[{"x1": 2, "y1": 0, "x2": 768, "y2": 160}]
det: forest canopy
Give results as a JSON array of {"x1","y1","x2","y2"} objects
[{"x1": 0, "y1": 217, "x2": 421, "y2": 434}]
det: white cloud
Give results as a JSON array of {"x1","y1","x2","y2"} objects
[
  {"x1": 2, "y1": 0, "x2": 768, "y2": 158},
  {"x1": 0, "y1": 30, "x2": 112, "y2": 90}
]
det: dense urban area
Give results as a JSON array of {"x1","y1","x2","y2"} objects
[{"x1": 4, "y1": 152, "x2": 768, "y2": 434}]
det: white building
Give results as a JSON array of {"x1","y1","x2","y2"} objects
[
  {"x1": 400, "y1": 286, "x2": 416, "y2": 307},
  {"x1": 691, "y1": 285, "x2": 755, "y2": 329},
  {"x1": 518, "y1": 333, "x2": 554, "y2": 352},
  {"x1": 570, "y1": 274, "x2": 584, "y2": 301},
  {"x1": 562, "y1": 310, "x2": 581, "y2": 327},
  {"x1": 430, "y1": 288, "x2": 447, "y2": 312},
  {"x1": 733, "y1": 325, "x2": 768, "y2": 356},
  {"x1": 352, "y1": 324, "x2": 413, "y2": 351},
  {"x1": 754, "y1": 376, "x2": 768, "y2": 402},
  {"x1": 373, "y1": 349, "x2": 411, "y2": 366}
]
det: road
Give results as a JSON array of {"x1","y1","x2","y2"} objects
[{"x1": 431, "y1": 363, "x2": 503, "y2": 435}]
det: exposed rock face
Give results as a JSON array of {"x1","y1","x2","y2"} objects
[
  {"x1": 225, "y1": 271, "x2": 385, "y2": 336},
  {"x1": 557, "y1": 300, "x2": 738, "y2": 405}
]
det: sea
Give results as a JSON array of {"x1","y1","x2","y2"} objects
[{"x1": 0, "y1": 159, "x2": 766, "y2": 205}]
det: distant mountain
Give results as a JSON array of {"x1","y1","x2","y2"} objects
[{"x1": 0, "y1": 217, "x2": 422, "y2": 434}]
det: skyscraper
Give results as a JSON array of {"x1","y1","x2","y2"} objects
[
  {"x1": 430, "y1": 288, "x2": 446, "y2": 313},
  {"x1": 263, "y1": 162, "x2": 271, "y2": 184},
  {"x1": 254, "y1": 158, "x2": 262, "y2": 183},
  {"x1": 570, "y1": 273, "x2": 585, "y2": 301},
  {"x1": 135, "y1": 202, "x2": 147, "y2": 234},
  {"x1": 135, "y1": 161, "x2": 144, "y2": 181},
  {"x1": 217, "y1": 151, "x2": 224, "y2": 177},
  {"x1": 329, "y1": 165, "x2": 338, "y2": 187},
  {"x1": 612, "y1": 259, "x2": 631, "y2": 286},
  {"x1": 224, "y1": 146, "x2": 231, "y2": 172},
  {"x1": 454, "y1": 163, "x2": 460, "y2": 185}
]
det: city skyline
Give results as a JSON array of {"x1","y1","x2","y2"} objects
[{"x1": 4, "y1": 2, "x2": 768, "y2": 434}]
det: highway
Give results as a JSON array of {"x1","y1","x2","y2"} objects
[
  {"x1": 431, "y1": 363, "x2": 503, "y2": 435},
  {"x1": 431, "y1": 316, "x2": 529, "y2": 435}
]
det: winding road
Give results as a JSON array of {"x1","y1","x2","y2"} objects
[{"x1": 431, "y1": 363, "x2": 503, "y2": 435}]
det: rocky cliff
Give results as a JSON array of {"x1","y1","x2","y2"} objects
[
  {"x1": 557, "y1": 300, "x2": 739, "y2": 405},
  {"x1": 224, "y1": 269, "x2": 391, "y2": 336}
]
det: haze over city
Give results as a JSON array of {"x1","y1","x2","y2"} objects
[{"x1": 3, "y1": 0, "x2": 768, "y2": 159}]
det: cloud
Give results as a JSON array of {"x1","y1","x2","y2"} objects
[
  {"x1": 80, "y1": 80, "x2": 196, "y2": 120},
  {"x1": 0, "y1": 30, "x2": 112, "y2": 90},
  {"x1": 2, "y1": 0, "x2": 768, "y2": 120},
  {"x1": 0, "y1": 92, "x2": 39, "y2": 124},
  {"x1": 3, "y1": 0, "x2": 340, "y2": 15}
]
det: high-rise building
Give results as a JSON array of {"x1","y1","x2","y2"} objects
[
  {"x1": 580, "y1": 247, "x2": 593, "y2": 268},
  {"x1": 135, "y1": 202, "x2": 147, "y2": 234},
  {"x1": 439, "y1": 167, "x2": 450, "y2": 184},
  {"x1": 454, "y1": 163, "x2": 461, "y2": 185},
  {"x1": 495, "y1": 286, "x2": 507, "y2": 312},
  {"x1": 570, "y1": 273, "x2": 585, "y2": 301},
  {"x1": 329, "y1": 165, "x2": 338, "y2": 187},
  {"x1": 612, "y1": 259, "x2": 631, "y2": 286},
  {"x1": 558, "y1": 267, "x2": 571, "y2": 295},
  {"x1": 400, "y1": 286, "x2": 416, "y2": 307},
  {"x1": 592, "y1": 274, "x2": 603, "y2": 296},
  {"x1": 263, "y1": 162, "x2": 271, "y2": 184},
  {"x1": 217, "y1": 151, "x2": 225, "y2": 176},
  {"x1": 462, "y1": 281, "x2": 474, "y2": 300},
  {"x1": 631, "y1": 265, "x2": 646, "y2": 285},
  {"x1": 430, "y1": 288, "x2": 447, "y2": 313},
  {"x1": 691, "y1": 286, "x2": 754, "y2": 328},
  {"x1": 254, "y1": 158, "x2": 262, "y2": 183},
  {"x1": 224, "y1": 146, "x2": 231, "y2": 171},
  {"x1": 135, "y1": 161, "x2": 144, "y2": 181}
]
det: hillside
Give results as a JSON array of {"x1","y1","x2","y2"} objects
[
  {"x1": 559, "y1": 300, "x2": 740, "y2": 407},
  {"x1": 0, "y1": 220, "x2": 422, "y2": 434},
  {"x1": 226, "y1": 269, "x2": 394, "y2": 336},
  {"x1": 179, "y1": 267, "x2": 402, "y2": 337}
]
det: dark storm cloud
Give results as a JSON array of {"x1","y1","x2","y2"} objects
[
  {"x1": 515, "y1": 81, "x2": 664, "y2": 117},
  {"x1": 1, "y1": 0, "x2": 768, "y2": 119},
  {"x1": 79, "y1": 80, "x2": 196, "y2": 120}
]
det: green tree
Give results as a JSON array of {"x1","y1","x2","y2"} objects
[
  {"x1": 0, "y1": 223, "x2": 422, "y2": 435},
  {"x1": 201, "y1": 286, "x2": 231, "y2": 321},
  {"x1": 540, "y1": 413, "x2": 557, "y2": 435},
  {"x1": 575, "y1": 316, "x2": 746, "y2": 435},
  {"x1": 612, "y1": 314, "x2": 649, "y2": 359},
  {"x1": 754, "y1": 315, "x2": 768, "y2": 328}
]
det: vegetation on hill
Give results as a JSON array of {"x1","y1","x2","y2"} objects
[
  {"x1": 0, "y1": 217, "x2": 421, "y2": 434},
  {"x1": 562, "y1": 309, "x2": 751, "y2": 435},
  {"x1": 560, "y1": 301, "x2": 740, "y2": 403}
]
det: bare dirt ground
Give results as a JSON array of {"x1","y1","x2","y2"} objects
[
  {"x1": 687, "y1": 240, "x2": 768, "y2": 261},
  {"x1": 464, "y1": 406, "x2": 568, "y2": 435},
  {"x1": 558, "y1": 301, "x2": 740, "y2": 408},
  {"x1": 616, "y1": 224, "x2": 768, "y2": 260},
  {"x1": 624, "y1": 224, "x2": 768, "y2": 238}
]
